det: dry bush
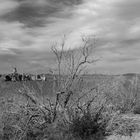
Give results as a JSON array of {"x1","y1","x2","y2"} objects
[
  {"x1": 107, "y1": 132, "x2": 140, "y2": 140},
  {"x1": 1, "y1": 82, "x2": 140, "y2": 140},
  {"x1": 0, "y1": 82, "x2": 112, "y2": 140},
  {"x1": 68, "y1": 106, "x2": 109, "y2": 139},
  {"x1": 106, "y1": 112, "x2": 140, "y2": 137},
  {"x1": 100, "y1": 75, "x2": 140, "y2": 114},
  {"x1": 133, "y1": 106, "x2": 140, "y2": 114}
]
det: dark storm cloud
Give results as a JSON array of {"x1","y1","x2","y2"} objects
[
  {"x1": 1, "y1": 0, "x2": 83, "y2": 27},
  {"x1": 2, "y1": 3, "x2": 59, "y2": 27}
]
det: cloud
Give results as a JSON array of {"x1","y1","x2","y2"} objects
[
  {"x1": 2, "y1": 0, "x2": 83, "y2": 27},
  {"x1": 0, "y1": 0, "x2": 140, "y2": 73},
  {"x1": 115, "y1": 0, "x2": 140, "y2": 20},
  {"x1": 0, "y1": 0, "x2": 19, "y2": 16}
]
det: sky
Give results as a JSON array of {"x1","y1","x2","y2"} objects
[{"x1": 0, "y1": 0, "x2": 140, "y2": 74}]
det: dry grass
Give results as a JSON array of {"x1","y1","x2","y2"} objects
[
  {"x1": 0, "y1": 74, "x2": 140, "y2": 139},
  {"x1": 0, "y1": 85, "x2": 111, "y2": 140},
  {"x1": 107, "y1": 133, "x2": 140, "y2": 140}
]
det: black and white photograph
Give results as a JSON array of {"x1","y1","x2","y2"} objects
[{"x1": 0, "y1": 0, "x2": 140, "y2": 139}]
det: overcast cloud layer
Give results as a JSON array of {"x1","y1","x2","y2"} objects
[{"x1": 0, "y1": 0, "x2": 140, "y2": 74}]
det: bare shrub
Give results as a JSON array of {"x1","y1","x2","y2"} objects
[
  {"x1": 68, "y1": 105, "x2": 109, "y2": 139},
  {"x1": 102, "y1": 75, "x2": 139, "y2": 114},
  {"x1": 107, "y1": 114, "x2": 140, "y2": 137}
]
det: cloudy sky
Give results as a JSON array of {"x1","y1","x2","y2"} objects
[{"x1": 0, "y1": 0, "x2": 140, "y2": 74}]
